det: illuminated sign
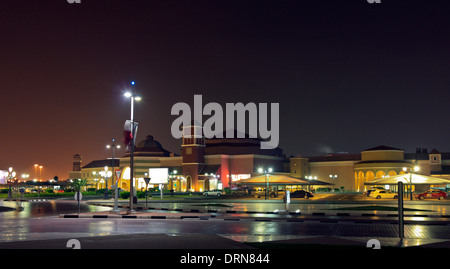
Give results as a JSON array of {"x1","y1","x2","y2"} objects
[
  {"x1": 230, "y1": 174, "x2": 251, "y2": 182},
  {"x1": 0, "y1": 170, "x2": 6, "y2": 184},
  {"x1": 149, "y1": 168, "x2": 169, "y2": 184}
]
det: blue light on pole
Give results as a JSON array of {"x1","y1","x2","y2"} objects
[{"x1": 131, "y1": 81, "x2": 135, "y2": 85}]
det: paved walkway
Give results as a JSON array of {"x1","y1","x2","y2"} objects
[
  {"x1": 3, "y1": 198, "x2": 450, "y2": 249},
  {"x1": 67, "y1": 198, "x2": 450, "y2": 249}
]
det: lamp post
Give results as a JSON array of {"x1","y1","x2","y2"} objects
[
  {"x1": 34, "y1": 164, "x2": 38, "y2": 181},
  {"x1": 107, "y1": 139, "x2": 121, "y2": 213},
  {"x1": 169, "y1": 170, "x2": 178, "y2": 193},
  {"x1": 258, "y1": 167, "x2": 273, "y2": 200},
  {"x1": 100, "y1": 166, "x2": 112, "y2": 199},
  {"x1": 124, "y1": 81, "x2": 142, "y2": 212},
  {"x1": 329, "y1": 174, "x2": 338, "y2": 192},
  {"x1": 403, "y1": 165, "x2": 419, "y2": 200},
  {"x1": 39, "y1": 165, "x2": 43, "y2": 181},
  {"x1": 21, "y1": 174, "x2": 29, "y2": 183},
  {"x1": 307, "y1": 176, "x2": 317, "y2": 192},
  {"x1": 6, "y1": 167, "x2": 16, "y2": 199}
]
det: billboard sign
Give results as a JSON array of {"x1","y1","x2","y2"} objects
[
  {"x1": 149, "y1": 168, "x2": 168, "y2": 184},
  {"x1": 0, "y1": 170, "x2": 7, "y2": 184}
]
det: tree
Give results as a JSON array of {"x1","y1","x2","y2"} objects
[
  {"x1": 70, "y1": 179, "x2": 88, "y2": 192},
  {"x1": 71, "y1": 179, "x2": 87, "y2": 214}
]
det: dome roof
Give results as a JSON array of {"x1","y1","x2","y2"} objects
[
  {"x1": 125, "y1": 135, "x2": 172, "y2": 157},
  {"x1": 136, "y1": 135, "x2": 163, "y2": 148},
  {"x1": 362, "y1": 145, "x2": 403, "y2": 152}
]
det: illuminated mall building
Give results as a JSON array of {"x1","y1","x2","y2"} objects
[{"x1": 75, "y1": 124, "x2": 450, "y2": 192}]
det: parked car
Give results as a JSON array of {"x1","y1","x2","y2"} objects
[
  {"x1": 290, "y1": 190, "x2": 314, "y2": 199},
  {"x1": 228, "y1": 187, "x2": 248, "y2": 196},
  {"x1": 370, "y1": 189, "x2": 398, "y2": 199},
  {"x1": 366, "y1": 187, "x2": 386, "y2": 197},
  {"x1": 251, "y1": 188, "x2": 284, "y2": 198},
  {"x1": 203, "y1": 189, "x2": 224, "y2": 196},
  {"x1": 415, "y1": 189, "x2": 447, "y2": 200}
]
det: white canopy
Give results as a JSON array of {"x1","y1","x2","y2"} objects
[{"x1": 364, "y1": 174, "x2": 450, "y2": 185}]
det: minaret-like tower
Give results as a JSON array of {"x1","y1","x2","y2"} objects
[
  {"x1": 73, "y1": 154, "x2": 82, "y2": 171},
  {"x1": 181, "y1": 121, "x2": 205, "y2": 191},
  {"x1": 68, "y1": 154, "x2": 82, "y2": 180}
]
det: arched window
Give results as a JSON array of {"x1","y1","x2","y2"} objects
[{"x1": 376, "y1": 171, "x2": 386, "y2": 179}]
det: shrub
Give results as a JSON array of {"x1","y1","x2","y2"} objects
[
  {"x1": 96, "y1": 188, "x2": 112, "y2": 195},
  {"x1": 120, "y1": 191, "x2": 130, "y2": 199},
  {"x1": 120, "y1": 191, "x2": 148, "y2": 199}
]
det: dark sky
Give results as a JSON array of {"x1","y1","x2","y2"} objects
[{"x1": 1, "y1": 0, "x2": 449, "y2": 180}]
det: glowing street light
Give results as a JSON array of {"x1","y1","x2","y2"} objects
[
  {"x1": 123, "y1": 81, "x2": 142, "y2": 212},
  {"x1": 107, "y1": 139, "x2": 121, "y2": 213},
  {"x1": 403, "y1": 165, "x2": 420, "y2": 200},
  {"x1": 6, "y1": 167, "x2": 16, "y2": 199},
  {"x1": 39, "y1": 165, "x2": 43, "y2": 181},
  {"x1": 258, "y1": 167, "x2": 273, "y2": 200},
  {"x1": 329, "y1": 174, "x2": 338, "y2": 192}
]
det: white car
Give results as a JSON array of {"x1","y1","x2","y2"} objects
[
  {"x1": 203, "y1": 189, "x2": 224, "y2": 196},
  {"x1": 370, "y1": 189, "x2": 398, "y2": 199}
]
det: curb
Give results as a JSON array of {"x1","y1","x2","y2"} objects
[
  {"x1": 58, "y1": 213, "x2": 450, "y2": 226},
  {"x1": 59, "y1": 214, "x2": 209, "y2": 220},
  {"x1": 87, "y1": 202, "x2": 450, "y2": 218},
  {"x1": 88, "y1": 202, "x2": 301, "y2": 216}
]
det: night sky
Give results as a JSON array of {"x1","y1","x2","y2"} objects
[{"x1": 1, "y1": 0, "x2": 449, "y2": 180}]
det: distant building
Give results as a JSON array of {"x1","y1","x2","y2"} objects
[
  {"x1": 80, "y1": 158, "x2": 120, "y2": 190},
  {"x1": 295, "y1": 146, "x2": 450, "y2": 192},
  {"x1": 77, "y1": 132, "x2": 450, "y2": 192},
  {"x1": 116, "y1": 126, "x2": 285, "y2": 192},
  {"x1": 68, "y1": 154, "x2": 82, "y2": 180}
]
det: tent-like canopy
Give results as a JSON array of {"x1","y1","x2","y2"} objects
[
  {"x1": 364, "y1": 174, "x2": 450, "y2": 185},
  {"x1": 236, "y1": 174, "x2": 331, "y2": 186}
]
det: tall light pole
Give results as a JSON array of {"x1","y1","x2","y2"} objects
[
  {"x1": 329, "y1": 174, "x2": 338, "y2": 192},
  {"x1": 34, "y1": 164, "x2": 38, "y2": 181},
  {"x1": 403, "y1": 165, "x2": 419, "y2": 200},
  {"x1": 6, "y1": 167, "x2": 16, "y2": 199},
  {"x1": 39, "y1": 165, "x2": 43, "y2": 181},
  {"x1": 124, "y1": 81, "x2": 142, "y2": 212},
  {"x1": 258, "y1": 167, "x2": 273, "y2": 200},
  {"x1": 107, "y1": 139, "x2": 121, "y2": 213},
  {"x1": 100, "y1": 166, "x2": 112, "y2": 199}
]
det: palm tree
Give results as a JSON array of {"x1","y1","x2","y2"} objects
[
  {"x1": 71, "y1": 179, "x2": 87, "y2": 214},
  {"x1": 70, "y1": 178, "x2": 88, "y2": 192}
]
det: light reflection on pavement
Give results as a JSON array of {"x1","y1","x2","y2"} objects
[{"x1": 0, "y1": 200, "x2": 111, "y2": 219}]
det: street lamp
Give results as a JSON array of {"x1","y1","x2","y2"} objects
[
  {"x1": 99, "y1": 166, "x2": 112, "y2": 199},
  {"x1": 6, "y1": 167, "x2": 16, "y2": 199},
  {"x1": 258, "y1": 167, "x2": 273, "y2": 200},
  {"x1": 21, "y1": 174, "x2": 29, "y2": 183},
  {"x1": 403, "y1": 165, "x2": 419, "y2": 200},
  {"x1": 39, "y1": 165, "x2": 43, "y2": 181},
  {"x1": 107, "y1": 139, "x2": 121, "y2": 213},
  {"x1": 329, "y1": 174, "x2": 338, "y2": 192},
  {"x1": 124, "y1": 81, "x2": 142, "y2": 212},
  {"x1": 169, "y1": 170, "x2": 178, "y2": 193},
  {"x1": 34, "y1": 164, "x2": 38, "y2": 181},
  {"x1": 306, "y1": 175, "x2": 317, "y2": 192}
]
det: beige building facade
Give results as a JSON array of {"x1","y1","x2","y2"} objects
[{"x1": 293, "y1": 146, "x2": 450, "y2": 192}]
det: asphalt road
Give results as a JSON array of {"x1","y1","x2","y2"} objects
[{"x1": 1, "y1": 195, "x2": 450, "y2": 250}]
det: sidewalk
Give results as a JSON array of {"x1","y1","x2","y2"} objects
[
  {"x1": 85, "y1": 198, "x2": 450, "y2": 219},
  {"x1": 65, "y1": 198, "x2": 450, "y2": 249}
]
